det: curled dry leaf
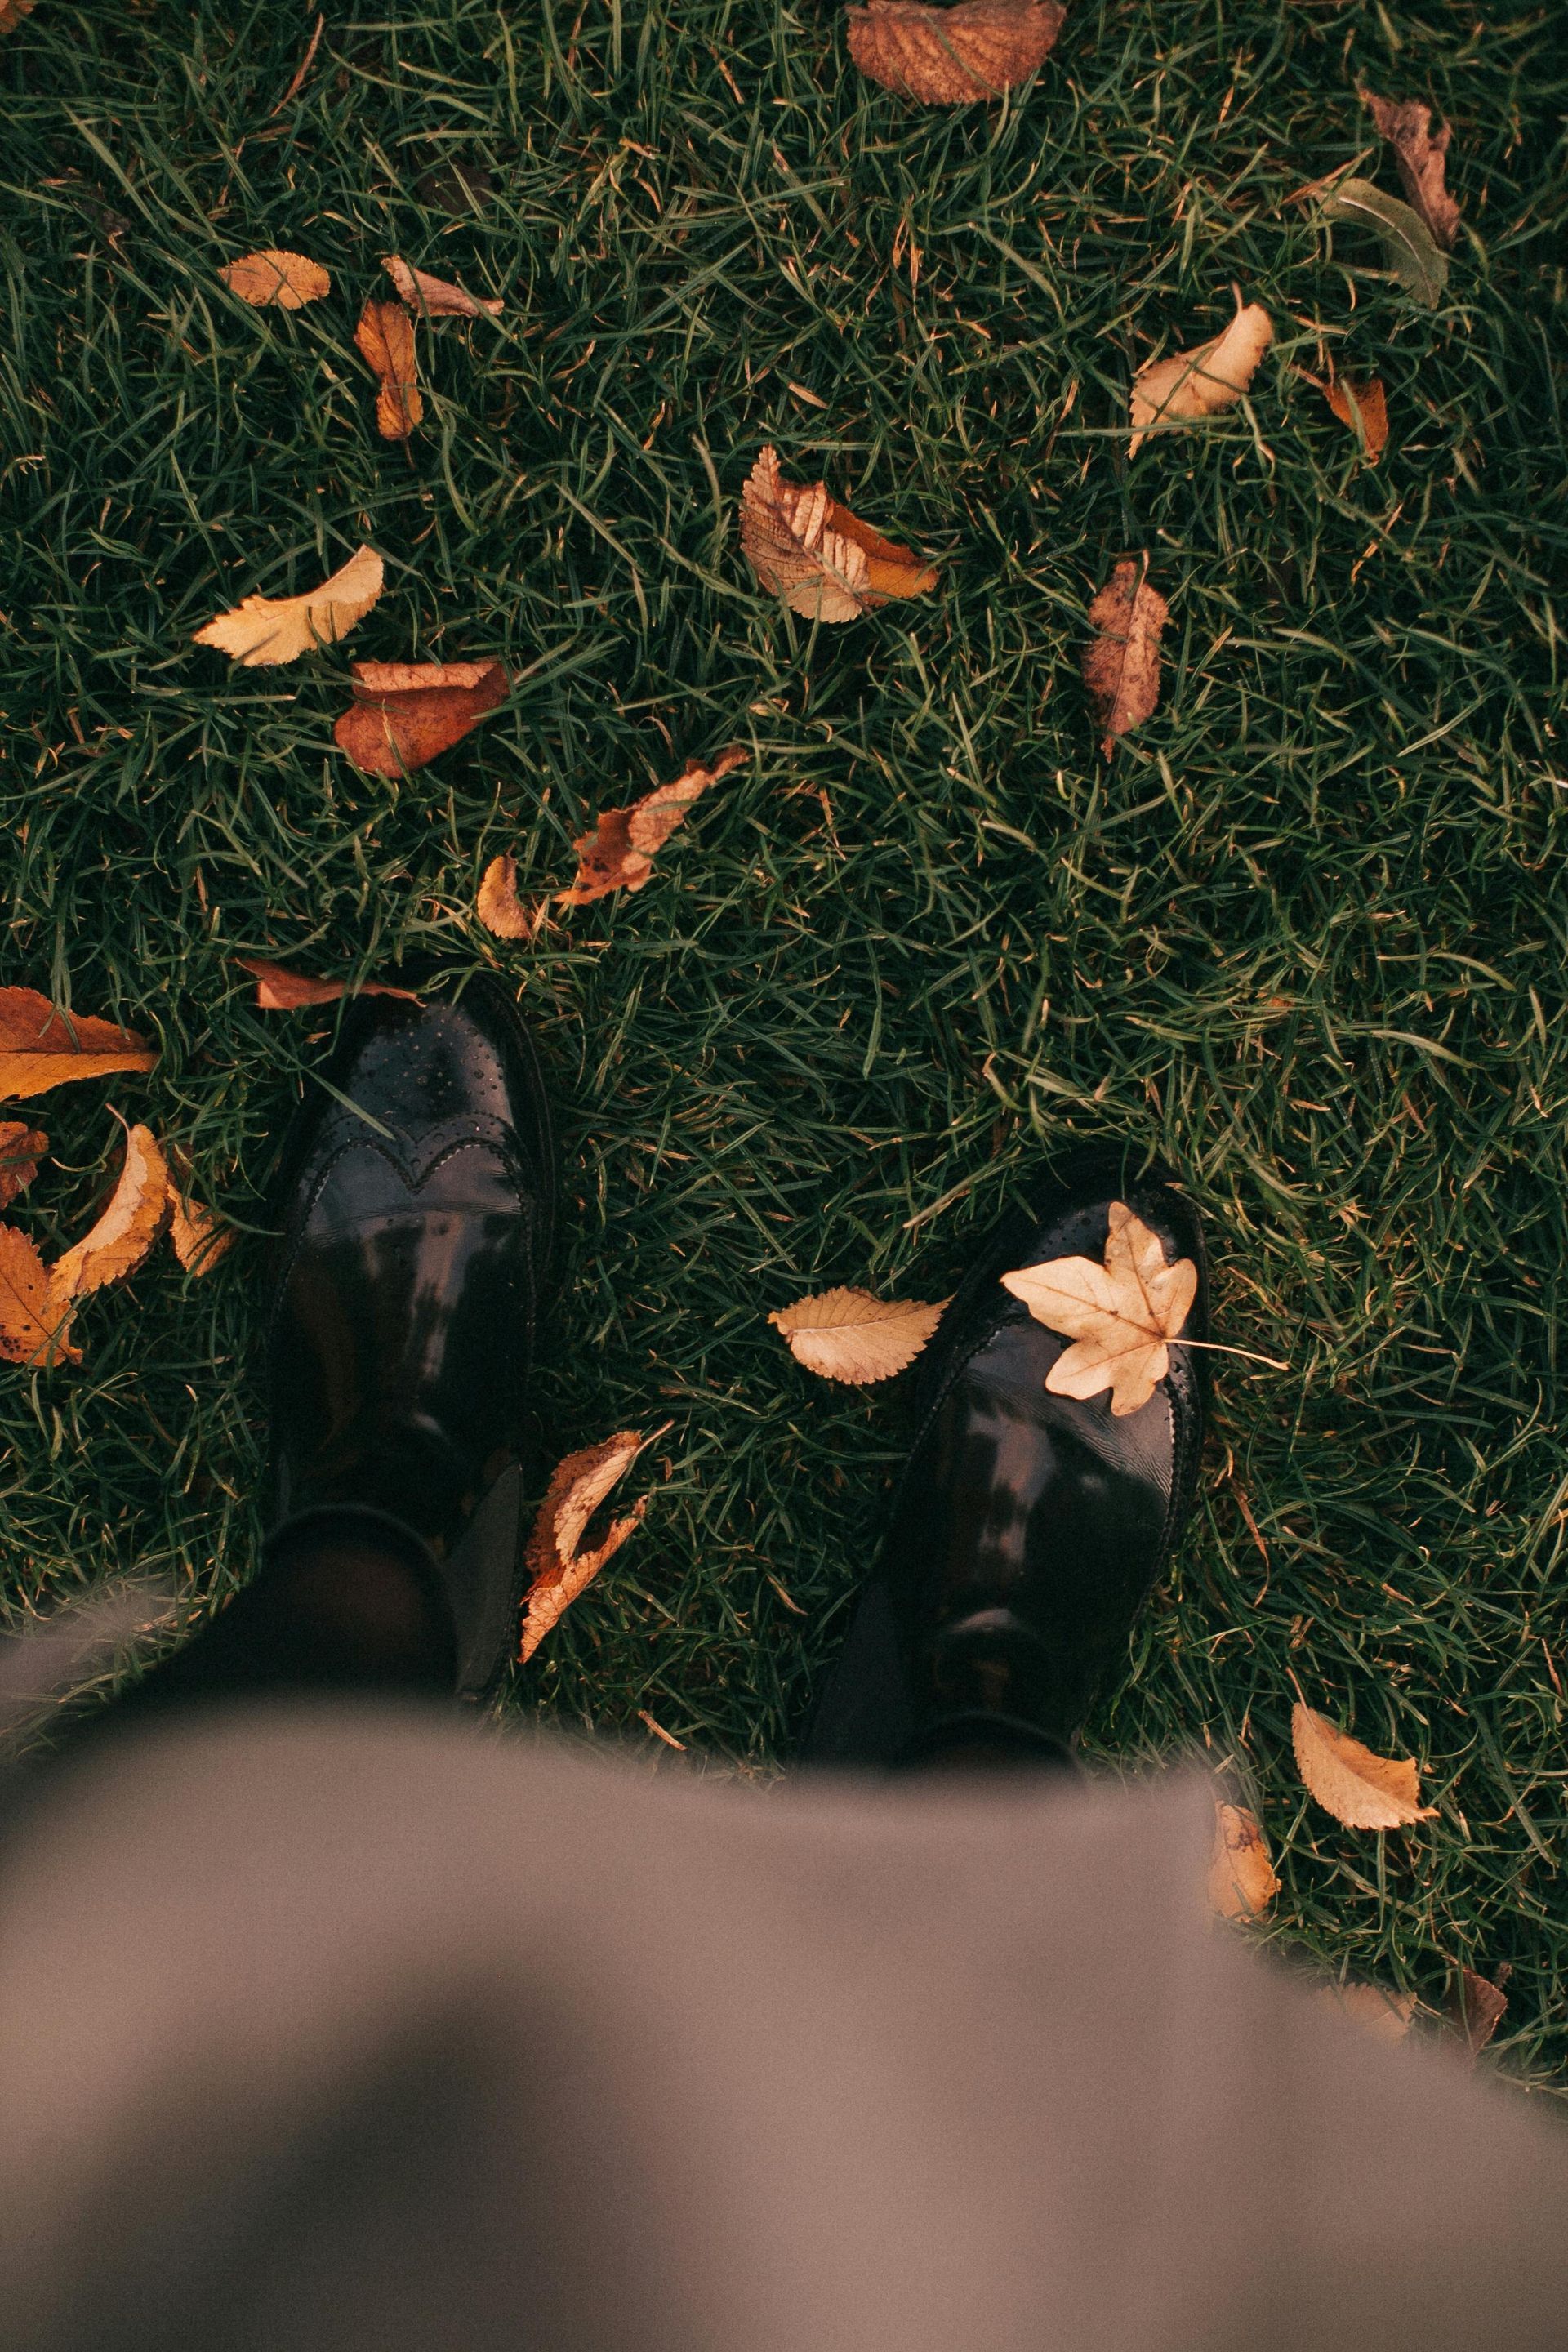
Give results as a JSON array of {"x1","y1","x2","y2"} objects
[
  {"x1": 558, "y1": 746, "x2": 748, "y2": 907},
  {"x1": 354, "y1": 299, "x2": 423, "y2": 439},
  {"x1": 742, "y1": 445, "x2": 938, "y2": 622},
  {"x1": 845, "y1": 0, "x2": 1065, "y2": 104},
  {"x1": 1208, "y1": 1802, "x2": 1280, "y2": 1922},
  {"x1": 1363, "y1": 92, "x2": 1460, "y2": 249},
  {"x1": 194, "y1": 543, "x2": 384, "y2": 667},
  {"x1": 166, "y1": 1160, "x2": 231, "y2": 1276},
  {"x1": 1001, "y1": 1201, "x2": 1197, "y2": 1419},
  {"x1": 0, "y1": 1227, "x2": 78, "y2": 1368},
  {"x1": 1129, "y1": 300, "x2": 1273, "y2": 456},
  {"x1": 334, "y1": 659, "x2": 508, "y2": 777},
  {"x1": 1318, "y1": 179, "x2": 1447, "y2": 308},
  {"x1": 0, "y1": 987, "x2": 156, "y2": 1101},
  {"x1": 1291, "y1": 1700, "x2": 1437, "y2": 1830},
  {"x1": 519, "y1": 1428, "x2": 661, "y2": 1664},
  {"x1": 234, "y1": 956, "x2": 421, "y2": 1012},
  {"x1": 1322, "y1": 375, "x2": 1388, "y2": 462},
  {"x1": 1450, "y1": 1967, "x2": 1509, "y2": 2060},
  {"x1": 1322, "y1": 1982, "x2": 1418, "y2": 2044},
  {"x1": 52, "y1": 1124, "x2": 170, "y2": 1303},
  {"x1": 769, "y1": 1287, "x2": 950, "y2": 1385},
  {"x1": 477, "y1": 854, "x2": 538, "y2": 941},
  {"x1": 219, "y1": 249, "x2": 331, "y2": 308},
  {"x1": 1083, "y1": 557, "x2": 1168, "y2": 757},
  {"x1": 382, "y1": 253, "x2": 504, "y2": 318},
  {"x1": 0, "y1": 1124, "x2": 47, "y2": 1207}
]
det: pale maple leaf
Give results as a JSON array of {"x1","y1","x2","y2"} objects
[{"x1": 1000, "y1": 1201, "x2": 1196, "y2": 1416}]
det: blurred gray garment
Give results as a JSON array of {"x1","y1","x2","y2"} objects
[{"x1": 2, "y1": 1711, "x2": 1566, "y2": 2352}]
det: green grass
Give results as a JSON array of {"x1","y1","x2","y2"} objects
[{"x1": 3, "y1": 0, "x2": 1568, "y2": 2072}]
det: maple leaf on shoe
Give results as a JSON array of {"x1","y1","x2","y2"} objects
[
  {"x1": 741, "y1": 446, "x2": 938, "y2": 621},
  {"x1": 0, "y1": 988, "x2": 156, "y2": 1100},
  {"x1": 1291, "y1": 1700, "x2": 1437, "y2": 1830},
  {"x1": 769, "y1": 1287, "x2": 950, "y2": 1383},
  {"x1": 845, "y1": 0, "x2": 1065, "y2": 104},
  {"x1": 1129, "y1": 300, "x2": 1272, "y2": 455},
  {"x1": 1000, "y1": 1201, "x2": 1197, "y2": 1417},
  {"x1": 194, "y1": 545, "x2": 384, "y2": 667},
  {"x1": 519, "y1": 1430, "x2": 662, "y2": 1664}
]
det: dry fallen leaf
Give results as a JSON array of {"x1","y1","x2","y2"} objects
[
  {"x1": 193, "y1": 543, "x2": 384, "y2": 667},
  {"x1": 1322, "y1": 374, "x2": 1389, "y2": 462},
  {"x1": 166, "y1": 1160, "x2": 232, "y2": 1276},
  {"x1": 477, "y1": 853, "x2": 538, "y2": 941},
  {"x1": 0, "y1": 1124, "x2": 47, "y2": 1208},
  {"x1": 742, "y1": 445, "x2": 938, "y2": 622},
  {"x1": 768, "y1": 1288, "x2": 949, "y2": 1384},
  {"x1": 558, "y1": 746, "x2": 748, "y2": 907},
  {"x1": 845, "y1": 0, "x2": 1065, "y2": 103},
  {"x1": 519, "y1": 1429, "x2": 658, "y2": 1663},
  {"x1": 1318, "y1": 178, "x2": 1447, "y2": 308},
  {"x1": 355, "y1": 299, "x2": 423, "y2": 439},
  {"x1": 1208, "y1": 1802, "x2": 1280, "y2": 1921},
  {"x1": 0, "y1": 987, "x2": 156, "y2": 1101},
  {"x1": 1083, "y1": 557, "x2": 1169, "y2": 757},
  {"x1": 382, "y1": 253, "x2": 504, "y2": 318},
  {"x1": 234, "y1": 957, "x2": 421, "y2": 1012},
  {"x1": 219, "y1": 249, "x2": 331, "y2": 308},
  {"x1": 1450, "y1": 1967, "x2": 1509, "y2": 2060},
  {"x1": 333, "y1": 658, "x2": 508, "y2": 777},
  {"x1": 1292, "y1": 1700, "x2": 1438, "y2": 1830},
  {"x1": 0, "y1": 0, "x2": 37, "y2": 33},
  {"x1": 1364, "y1": 92, "x2": 1460, "y2": 250},
  {"x1": 51, "y1": 1124, "x2": 169, "y2": 1303},
  {"x1": 1322, "y1": 1982, "x2": 1418, "y2": 2044},
  {"x1": 0, "y1": 1227, "x2": 78, "y2": 1368},
  {"x1": 1000, "y1": 1201, "x2": 1197, "y2": 1418},
  {"x1": 1129, "y1": 300, "x2": 1273, "y2": 455}
]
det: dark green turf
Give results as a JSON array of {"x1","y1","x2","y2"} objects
[{"x1": 3, "y1": 0, "x2": 1567, "y2": 2073}]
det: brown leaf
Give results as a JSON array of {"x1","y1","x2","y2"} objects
[
  {"x1": 0, "y1": 1124, "x2": 47, "y2": 1208},
  {"x1": 1000, "y1": 1201, "x2": 1198, "y2": 1418},
  {"x1": 193, "y1": 544, "x2": 385, "y2": 667},
  {"x1": 1364, "y1": 93, "x2": 1460, "y2": 250},
  {"x1": 557, "y1": 746, "x2": 748, "y2": 907},
  {"x1": 166, "y1": 1160, "x2": 232, "y2": 1276},
  {"x1": 1322, "y1": 1982, "x2": 1418, "y2": 2044},
  {"x1": 234, "y1": 957, "x2": 421, "y2": 1011},
  {"x1": 1208, "y1": 1802, "x2": 1280, "y2": 1921},
  {"x1": 382, "y1": 253, "x2": 504, "y2": 318},
  {"x1": 769, "y1": 1288, "x2": 950, "y2": 1384},
  {"x1": 1129, "y1": 299, "x2": 1273, "y2": 454},
  {"x1": 741, "y1": 446, "x2": 938, "y2": 621},
  {"x1": 477, "y1": 854, "x2": 538, "y2": 940},
  {"x1": 51, "y1": 1123, "x2": 169, "y2": 1302},
  {"x1": 0, "y1": 1227, "x2": 78, "y2": 1367},
  {"x1": 0, "y1": 0, "x2": 38, "y2": 38},
  {"x1": 1450, "y1": 1967, "x2": 1509, "y2": 2060},
  {"x1": 1082, "y1": 556, "x2": 1169, "y2": 757},
  {"x1": 519, "y1": 1429, "x2": 660, "y2": 1663},
  {"x1": 334, "y1": 659, "x2": 508, "y2": 777},
  {"x1": 354, "y1": 300, "x2": 423, "y2": 439},
  {"x1": 845, "y1": 0, "x2": 1065, "y2": 102},
  {"x1": 1292, "y1": 1700, "x2": 1438, "y2": 1830},
  {"x1": 0, "y1": 987, "x2": 156, "y2": 1101},
  {"x1": 1323, "y1": 375, "x2": 1389, "y2": 462},
  {"x1": 219, "y1": 249, "x2": 332, "y2": 308}
]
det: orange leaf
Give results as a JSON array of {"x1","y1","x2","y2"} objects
[
  {"x1": 219, "y1": 249, "x2": 331, "y2": 308},
  {"x1": 234, "y1": 957, "x2": 421, "y2": 1011},
  {"x1": 0, "y1": 1226, "x2": 78, "y2": 1366},
  {"x1": 1323, "y1": 375, "x2": 1389, "y2": 461},
  {"x1": 1208, "y1": 1802, "x2": 1280, "y2": 1920},
  {"x1": 769, "y1": 1287, "x2": 949, "y2": 1383},
  {"x1": 165, "y1": 1158, "x2": 232, "y2": 1275},
  {"x1": 1292, "y1": 1700, "x2": 1438, "y2": 1830},
  {"x1": 1322, "y1": 1982, "x2": 1418, "y2": 2043},
  {"x1": 0, "y1": 1122, "x2": 47, "y2": 1208},
  {"x1": 354, "y1": 299, "x2": 423, "y2": 439},
  {"x1": 741, "y1": 446, "x2": 938, "y2": 621},
  {"x1": 333, "y1": 659, "x2": 509, "y2": 777},
  {"x1": 51, "y1": 1124, "x2": 169, "y2": 1302},
  {"x1": 0, "y1": 987, "x2": 156, "y2": 1102},
  {"x1": 1129, "y1": 300, "x2": 1273, "y2": 454},
  {"x1": 846, "y1": 0, "x2": 1065, "y2": 103},
  {"x1": 557, "y1": 746, "x2": 748, "y2": 907},
  {"x1": 382, "y1": 254, "x2": 504, "y2": 318},
  {"x1": 519, "y1": 1428, "x2": 662, "y2": 1663},
  {"x1": 477, "y1": 853, "x2": 538, "y2": 940},
  {"x1": 1082, "y1": 556, "x2": 1169, "y2": 757}
]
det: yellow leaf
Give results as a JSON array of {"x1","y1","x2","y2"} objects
[
  {"x1": 846, "y1": 0, "x2": 1065, "y2": 104},
  {"x1": 0, "y1": 987, "x2": 156, "y2": 1101},
  {"x1": 519, "y1": 1429, "x2": 661, "y2": 1664},
  {"x1": 1321, "y1": 1982, "x2": 1418, "y2": 2043},
  {"x1": 1129, "y1": 300, "x2": 1273, "y2": 455},
  {"x1": 1291, "y1": 1700, "x2": 1438, "y2": 1829},
  {"x1": 1000, "y1": 1201, "x2": 1197, "y2": 1417},
  {"x1": 382, "y1": 253, "x2": 503, "y2": 318},
  {"x1": 477, "y1": 853, "x2": 537, "y2": 940},
  {"x1": 741, "y1": 446, "x2": 938, "y2": 621},
  {"x1": 193, "y1": 544, "x2": 384, "y2": 667},
  {"x1": 1208, "y1": 1802, "x2": 1280, "y2": 1920},
  {"x1": 219, "y1": 249, "x2": 331, "y2": 308},
  {"x1": 354, "y1": 300, "x2": 422, "y2": 439},
  {"x1": 768, "y1": 1287, "x2": 950, "y2": 1384},
  {"x1": 0, "y1": 1226, "x2": 78, "y2": 1366},
  {"x1": 1082, "y1": 556, "x2": 1169, "y2": 756},
  {"x1": 51, "y1": 1124, "x2": 169, "y2": 1302}
]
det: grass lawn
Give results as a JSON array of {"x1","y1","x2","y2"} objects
[{"x1": 4, "y1": 0, "x2": 1568, "y2": 2070}]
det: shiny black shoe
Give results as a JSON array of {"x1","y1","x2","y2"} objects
[
  {"x1": 800, "y1": 1150, "x2": 1207, "y2": 1768},
  {"x1": 265, "y1": 978, "x2": 555, "y2": 1705}
]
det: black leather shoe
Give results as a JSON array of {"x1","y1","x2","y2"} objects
[
  {"x1": 800, "y1": 1151, "x2": 1207, "y2": 1768},
  {"x1": 265, "y1": 978, "x2": 555, "y2": 1704}
]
